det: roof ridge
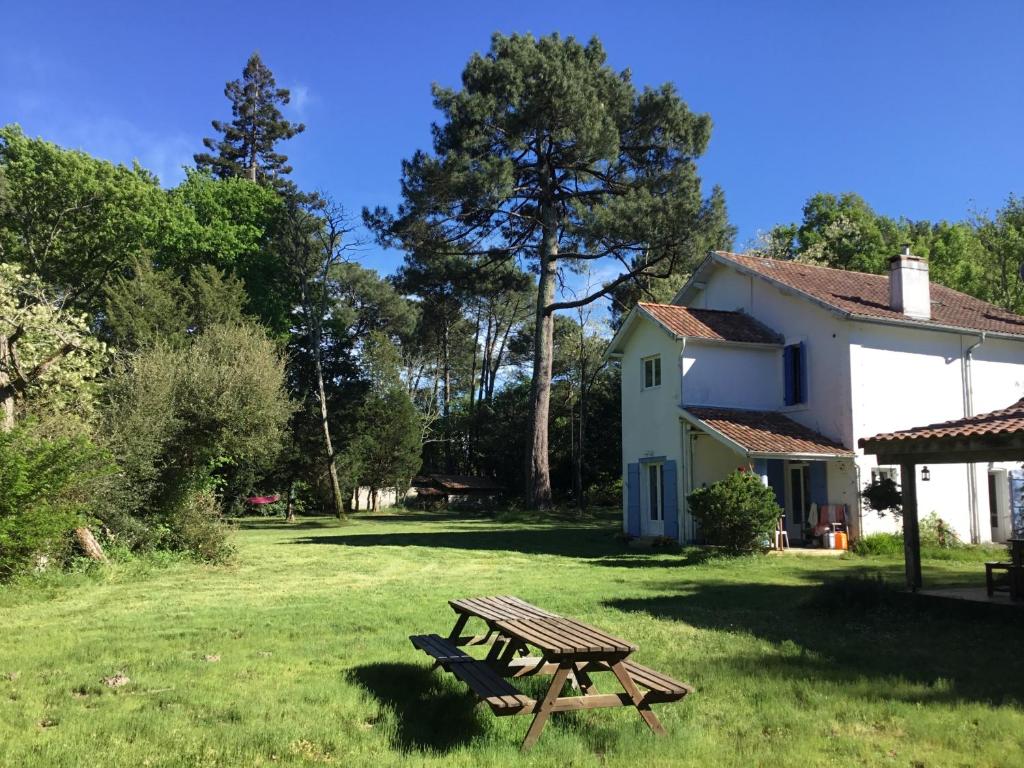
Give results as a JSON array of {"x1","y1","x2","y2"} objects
[{"x1": 710, "y1": 250, "x2": 1024, "y2": 336}]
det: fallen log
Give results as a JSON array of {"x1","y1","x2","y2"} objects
[{"x1": 74, "y1": 527, "x2": 107, "y2": 562}]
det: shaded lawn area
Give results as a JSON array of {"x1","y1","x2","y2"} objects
[{"x1": 1, "y1": 510, "x2": 1023, "y2": 767}]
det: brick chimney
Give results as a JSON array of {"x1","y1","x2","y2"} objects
[{"x1": 889, "y1": 246, "x2": 931, "y2": 320}]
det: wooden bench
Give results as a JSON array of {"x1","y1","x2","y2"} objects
[
  {"x1": 986, "y1": 561, "x2": 1014, "y2": 596},
  {"x1": 410, "y1": 633, "x2": 473, "y2": 666},
  {"x1": 621, "y1": 659, "x2": 693, "y2": 703},
  {"x1": 448, "y1": 660, "x2": 535, "y2": 715},
  {"x1": 409, "y1": 633, "x2": 534, "y2": 714}
]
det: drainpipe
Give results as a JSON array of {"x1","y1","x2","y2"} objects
[{"x1": 962, "y1": 332, "x2": 986, "y2": 543}]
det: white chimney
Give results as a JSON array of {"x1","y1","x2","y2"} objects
[{"x1": 889, "y1": 246, "x2": 931, "y2": 320}]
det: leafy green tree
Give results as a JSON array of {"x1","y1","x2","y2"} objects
[
  {"x1": 795, "y1": 192, "x2": 893, "y2": 273},
  {"x1": 162, "y1": 171, "x2": 293, "y2": 334},
  {"x1": 0, "y1": 420, "x2": 118, "y2": 579},
  {"x1": 345, "y1": 333, "x2": 422, "y2": 509},
  {"x1": 104, "y1": 322, "x2": 292, "y2": 551},
  {"x1": 368, "y1": 33, "x2": 726, "y2": 508},
  {"x1": 975, "y1": 195, "x2": 1024, "y2": 313},
  {"x1": 0, "y1": 124, "x2": 165, "y2": 308},
  {"x1": 0, "y1": 264, "x2": 109, "y2": 431},
  {"x1": 194, "y1": 53, "x2": 305, "y2": 189},
  {"x1": 104, "y1": 259, "x2": 250, "y2": 350}
]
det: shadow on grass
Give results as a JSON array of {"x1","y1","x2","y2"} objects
[
  {"x1": 291, "y1": 527, "x2": 625, "y2": 559},
  {"x1": 347, "y1": 662, "x2": 486, "y2": 752},
  {"x1": 592, "y1": 549, "x2": 718, "y2": 568},
  {"x1": 607, "y1": 581, "x2": 1024, "y2": 706},
  {"x1": 235, "y1": 519, "x2": 331, "y2": 530}
]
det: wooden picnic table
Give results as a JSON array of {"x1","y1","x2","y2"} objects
[{"x1": 410, "y1": 595, "x2": 692, "y2": 750}]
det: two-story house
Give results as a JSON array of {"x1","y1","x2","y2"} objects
[{"x1": 606, "y1": 249, "x2": 1024, "y2": 545}]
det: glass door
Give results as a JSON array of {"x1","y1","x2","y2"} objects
[
  {"x1": 787, "y1": 463, "x2": 809, "y2": 541},
  {"x1": 641, "y1": 462, "x2": 664, "y2": 537}
]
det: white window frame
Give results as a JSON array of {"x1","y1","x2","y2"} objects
[
  {"x1": 642, "y1": 355, "x2": 662, "y2": 390},
  {"x1": 871, "y1": 466, "x2": 899, "y2": 485}
]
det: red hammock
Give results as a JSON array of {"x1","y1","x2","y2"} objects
[{"x1": 246, "y1": 494, "x2": 281, "y2": 505}]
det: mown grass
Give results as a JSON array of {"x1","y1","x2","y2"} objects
[{"x1": 2, "y1": 509, "x2": 1023, "y2": 767}]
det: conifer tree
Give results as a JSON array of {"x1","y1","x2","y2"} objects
[
  {"x1": 194, "y1": 52, "x2": 304, "y2": 189},
  {"x1": 368, "y1": 33, "x2": 729, "y2": 508}
]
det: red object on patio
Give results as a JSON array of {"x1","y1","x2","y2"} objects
[{"x1": 246, "y1": 494, "x2": 281, "y2": 505}]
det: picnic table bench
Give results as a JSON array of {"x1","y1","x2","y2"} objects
[{"x1": 410, "y1": 595, "x2": 692, "y2": 750}]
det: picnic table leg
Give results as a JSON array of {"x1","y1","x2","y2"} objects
[
  {"x1": 521, "y1": 663, "x2": 572, "y2": 751},
  {"x1": 447, "y1": 613, "x2": 469, "y2": 642},
  {"x1": 609, "y1": 660, "x2": 666, "y2": 736},
  {"x1": 572, "y1": 662, "x2": 597, "y2": 694}
]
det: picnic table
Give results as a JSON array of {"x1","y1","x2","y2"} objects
[{"x1": 410, "y1": 595, "x2": 692, "y2": 750}]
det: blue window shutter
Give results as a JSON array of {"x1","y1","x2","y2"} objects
[
  {"x1": 798, "y1": 341, "x2": 808, "y2": 404},
  {"x1": 1010, "y1": 469, "x2": 1024, "y2": 537},
  {"x1": 626, "y1": 463, "x2": 641, "y2": 536},
  {"x1": 766, "y1": 459, "x2": 786, "y2": 508},
  {"x1": 663, "y1": 461, "x2": 679, "y2": 540},
  {"x1": 783, "y1": 345, "x2": 795, "y2": 406},
  {"x1": 809, "y1": 461, "x2": 828, "y2": 506}
]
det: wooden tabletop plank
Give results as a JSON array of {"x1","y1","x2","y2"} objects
[{"x1": 493, "y1": 616, "x2": 636, "y2": 657}]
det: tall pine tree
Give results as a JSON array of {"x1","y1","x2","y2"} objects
[
  {"x1": 367, "y1": 33, "x2": 729, "y2": 508},
  {"x1": 195, "y1": 52, "x2": 305, "y2": 189}
]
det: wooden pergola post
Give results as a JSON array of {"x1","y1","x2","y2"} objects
[{"x1": 900, "y1": 461, "x2": 922, "y2": 591}]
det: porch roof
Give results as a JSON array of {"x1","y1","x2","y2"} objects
[
  {"x1": 859, "y1": 397, "x2": 1024, "y2": 464},
  {"x1": 681, "y1": 405, "x2": 853, "y2": 460}
]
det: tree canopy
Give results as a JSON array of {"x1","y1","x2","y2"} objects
[
  {"x1": 368, "y1": 32, "x2": 729, "y2": 507},
  {"x1": 194, "y1": 52, "x2": 305, "y2": 189}
]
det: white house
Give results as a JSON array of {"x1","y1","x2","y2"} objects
[{"x1": 606, "y1": 249, "x2": 1024, "y2": 545}]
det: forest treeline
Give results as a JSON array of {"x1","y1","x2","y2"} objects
[{"x1": 2, "y1": 35, "x2": 1023, "y2": 578}]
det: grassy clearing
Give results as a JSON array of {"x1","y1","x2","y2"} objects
[{"x1": 2, "y1": 509, "x2": 1023, "y2": 767}]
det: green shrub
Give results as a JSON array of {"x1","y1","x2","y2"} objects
[
  {"x1": 851, "y1": 532, "x2": 904, "y2": 556},
  {"x1": 0, "y1": 422, "x2": 117, "y2": 579},
  {"x1": 160, "y1": 490, "x2": 234, "y2": 563},
  {"x1": 687, "y1": 470, "x2": 782, "y2": 553},
  {"x1": 919, "y1": 512, "x2": 961, "y2": 548}
]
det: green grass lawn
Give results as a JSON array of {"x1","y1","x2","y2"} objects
[{"x1": 2, "y1": 510, "x2": 1023, "y2": 767}]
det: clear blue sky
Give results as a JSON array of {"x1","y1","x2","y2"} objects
[{"x1": 3, "y1": 1, "x2": 1023, "y2": 277}]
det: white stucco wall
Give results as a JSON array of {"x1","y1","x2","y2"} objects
[
  {"x1": 618, "y1": 317, "x2": 686, "y2": 534},
  {"x1": 695, "y1": 264, "x2": 854, "y2": 447},
  {"x1": 681, "y1": 341, "x2": 779, "y2": 409},
  {"x1": 849, "y1": 324, "x2": 1024, "y2": 543}
]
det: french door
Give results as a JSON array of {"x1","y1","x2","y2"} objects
[{"x1": 641, "y1": 462, "x2": 664, "y2": 537}]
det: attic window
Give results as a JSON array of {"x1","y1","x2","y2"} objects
[{"x1": 643, "y1": 355, "x2": 662, "y2": 390}]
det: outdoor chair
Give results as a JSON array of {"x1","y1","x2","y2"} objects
[{"x1": 774, "y1": 515, "x2": 789, "y2": 550}]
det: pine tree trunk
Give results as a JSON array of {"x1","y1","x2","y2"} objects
[
  {"x1": 314, "y1": 352, "x2": 346, "y2": 520},
  {"x1": 0, "y1": 334, "x2": 14, "y2": 433},
  {"x1": 285, "y1": 479, "x2": 296, "y2": 522},
  {"x1": 527, "y1": 198, "x2": 557, "y2": 509},
  {"x1": 575, "y1": 353, "x2": 587, "y2": 513},
  {"x1": 442, "y1": 319, "x2": 453, "y2": 472}
]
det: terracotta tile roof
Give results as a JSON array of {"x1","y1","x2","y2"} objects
[
  {"x1": 638, "y1": 303, "x2": 782, "y2": 344},
  {"x1": 683, "y1": 405, "x2": 853, "y2": 456},
  {"x1": 714, "y1": 251, "x2": 1024, "y2": 338},
  {"x1": 859, "y1": 398, "x2": 1024, "y2": 446}
]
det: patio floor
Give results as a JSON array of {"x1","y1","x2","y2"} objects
[{"x1": 918, "y1": 586, "x2": 1024, "y2": 609}]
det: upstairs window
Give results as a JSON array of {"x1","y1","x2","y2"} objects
[
  {"x1": 783, "y1": 342, "x2": 807, "y2": 406},
  {"x1": 643, "y1": 355, "x2": 662, "y2": 389}
]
